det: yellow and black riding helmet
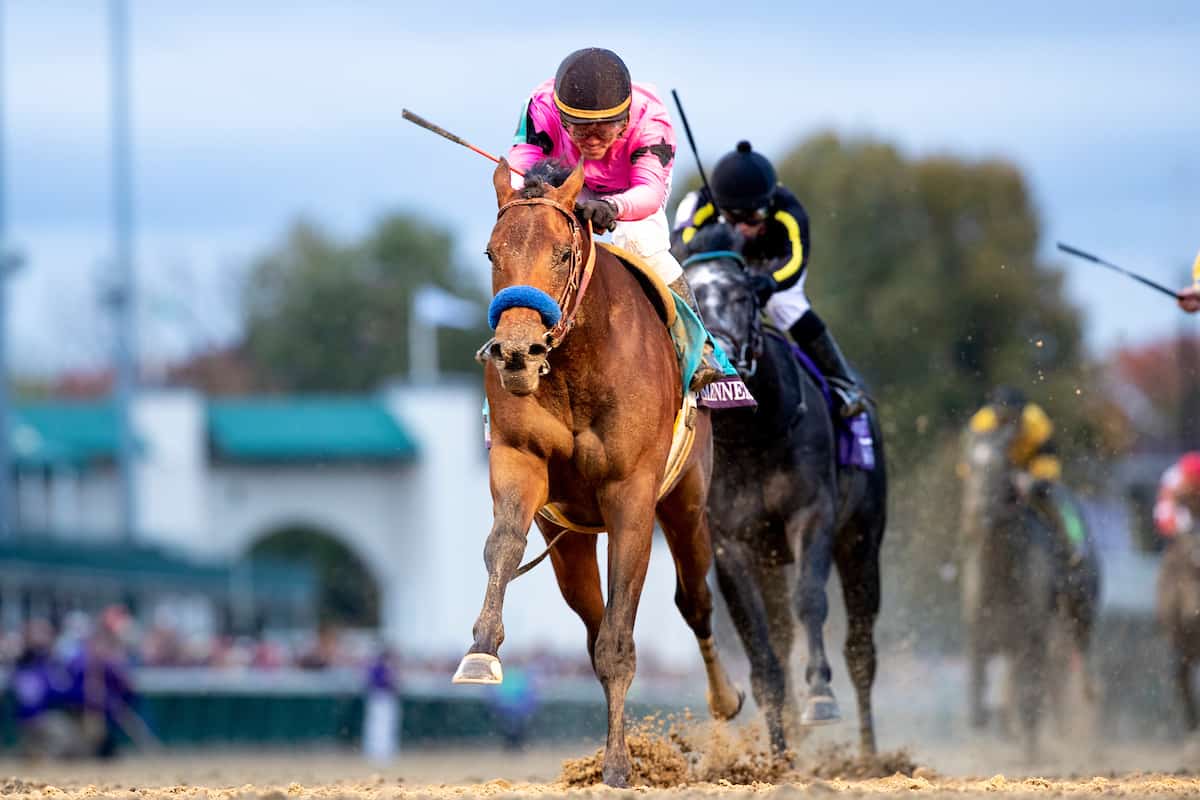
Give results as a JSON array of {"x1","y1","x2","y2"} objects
[
  {"x1": 711, "y1": 141, "x2": 777, "y2": 222},
  {"x1": 553, "y1": 48, "x2": 632, "y2": 125}
]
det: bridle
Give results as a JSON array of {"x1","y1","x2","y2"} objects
[
  {"x1": 489, "y1": 197, "x2": 596, "y2": 356},
  {"x1": 681, "y1": 249, "x2": 763, "y2": 377}
]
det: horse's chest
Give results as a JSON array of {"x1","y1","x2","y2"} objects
[{"x1": 569, "y1": 429, "x2": 611, "y2": 483}]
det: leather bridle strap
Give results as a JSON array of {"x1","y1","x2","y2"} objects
[{"x1": 496, "y1": 196, "x2": 595, "y2": 349}]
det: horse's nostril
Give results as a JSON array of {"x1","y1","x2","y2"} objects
[
  {"x1": 489, "y1": 342, "x2": 503, "y2": 359},
  {"x1": 528, "y1": 342, "x2": 548, "y2": 358}
]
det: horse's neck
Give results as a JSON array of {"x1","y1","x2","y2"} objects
[
  {"x1": 548, "y1": 252, "x2": 642, "y2": 395},
  {"x1": 735, "y1": 333, "x2": 807, "y2": 436},
  {"x1": 974, "y1": 501, "x2": 1038, "y2": 582}
]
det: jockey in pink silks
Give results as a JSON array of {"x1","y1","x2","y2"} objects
[{"x1": 505, "y1": 47, "x2": 724, "y2": 391}]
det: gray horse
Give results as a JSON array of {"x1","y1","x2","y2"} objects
[
  {"x1": 959, "y1": 421, "x2": 1100, "y2": 759},
  {"x1": 683, "y1": 226, "x2": 888, "y2": 758}
]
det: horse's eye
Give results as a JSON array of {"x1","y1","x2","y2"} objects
[
  {"x1": 484, "y1": 249, "x2": 496, "y2": 264},
  {"x1": 556, "y1": 248, "x2": 571, "y2": 265}
]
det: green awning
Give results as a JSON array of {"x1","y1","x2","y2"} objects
[
  {"x1": 0, "y1": 536, "x2": 316, "y2": 600},
  {"x1": 207, "y1": 397, "x2": 418, "y2": 463},
  {"x1": 11, "y1": 402, "x2": 124, "y2": 467}
]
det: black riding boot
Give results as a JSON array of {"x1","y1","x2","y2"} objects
[
  {"x1": 788, "y1": 311, "x2": 867, "y2": 418},
  {"x1": 668, "y1": 275, "x2": 725, "y2": 391}
]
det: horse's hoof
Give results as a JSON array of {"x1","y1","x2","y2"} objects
[
  {"x1": 801, "y1": 693, "x2": 842, "y2": 726},
  {"x1": 451, "y1": 653, "x2": 503, "y2": 685},
  {"x1": 602, "y1": 764, "x2": 631, "y2": 788},
  {"x1": 708, "y1": 686, "x2": 746, "y2": 721}
]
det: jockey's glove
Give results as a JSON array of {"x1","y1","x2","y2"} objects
[
  {"x1": 576, "y1": 199, "x2": 619, "y2": 232},
  {"x1": 749, "y1": 272, "x2": 777, "y2": 305}
]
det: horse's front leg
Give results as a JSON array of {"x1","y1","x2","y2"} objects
[
  {"x1": 453, "y1": 446, "x2": 548, "y2": 685},
  {"x1": 594, "y1": 473, "x2": 658, "y2": 788},
  {"x1": 791, "y1": 499, "x2": 840, "y2": 725}
]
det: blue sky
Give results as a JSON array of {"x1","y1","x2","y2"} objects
[{"x1": 3, "y1": 1, "x2": 1198, "y2": 375}]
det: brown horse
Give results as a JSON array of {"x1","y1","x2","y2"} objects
[
  {"x1": 453, "y1": 158, "x2": 743, "y2": 787},
  {"x1": 1156, "y1": 532, "x2": 1200, "y2": 733}
]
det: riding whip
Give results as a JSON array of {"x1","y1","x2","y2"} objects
[
  {"x1": 402, "y1": 109, "x2": 524, "y2": 176},
  {"x1": 1056, "y1": 242, "x2": 1180, "y2": 299},
  {"x1": 670, "y1": 90, "x2": 722, "y2": 219}
]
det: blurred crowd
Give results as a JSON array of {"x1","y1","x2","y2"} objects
[
  {"x1": 0, "y1": 609, "x2": 696, "y2": 681},
  {"x1": 1, "y1": 609, "x2": 372, "y2": 672},
  {"x1": 1, "y1": 604, "x2": 699, "y2": 760},
  {"x1": 5, "y1": 606, "x2": 142, "y2": 759}
]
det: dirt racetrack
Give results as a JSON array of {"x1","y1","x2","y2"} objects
[{"x1": 0, "y1": 729, "x2": 1197, "y2": 800}]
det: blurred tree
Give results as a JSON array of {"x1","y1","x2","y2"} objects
[{"x1": 242, "y1": 214, "x2": 490, "y2": 391}]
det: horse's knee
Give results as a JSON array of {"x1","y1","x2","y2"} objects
[
  {"x1": 483, "y1": 520, "x2": 529, "y2": 569},
  {"x1": 594, "y1": 625, "x2": 636, "y2": 686},
  {"x1": 794, "y1": 582, "x2": 829, "y2": 625}
]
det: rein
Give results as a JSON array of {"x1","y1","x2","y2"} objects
[{"x1": 493, "y1": 197, "x2": 596, "y2": 351}]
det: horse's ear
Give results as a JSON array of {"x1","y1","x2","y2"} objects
[
  {"x1": 555, "y1": 162, "x2": 586, "y2": 205},
  {"x1": 493, "y1": 158, "x2": 517, "y2": 206}
]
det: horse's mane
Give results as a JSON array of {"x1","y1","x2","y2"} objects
[
  {"x1": 520, "y1": 158, "x2": 574, "y2": 199},
  {"x1": 685, "y1": 222, "x2": 744, "y2": 258}
]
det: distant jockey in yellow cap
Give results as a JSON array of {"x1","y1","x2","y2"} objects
[{"x1": 963, "y1": 386, "x2": 1089, "y2": 565}]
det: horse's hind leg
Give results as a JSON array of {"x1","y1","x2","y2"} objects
[
  {"x1": 756, "y1": 560, "x2": 804, "y2": 746},
  {"x1": 538, "y1": 519, "x2": 604, "y2": 661},
  {"x1": 658, "y1": 473, "x2": 744, "y2": 724},
  {"x1": 593, "y1": 474, "x2": 658, "y2": 788},
  {"x1": 792, "y1": 502, "x2": 840, "y2": 725},
  {"x1": 834, "y1": 522, "x2": 881, "y2": 756},
  {"x1": 454, "y1": 447, "x2": 547, "y2": 685}
]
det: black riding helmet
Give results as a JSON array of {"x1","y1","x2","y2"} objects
[
  {"x1": 711, "y1": 141, "x2": 777, "y2": 215},
  {"x1": 553, "y1": 48, "x2": 632, "y2": 125}
]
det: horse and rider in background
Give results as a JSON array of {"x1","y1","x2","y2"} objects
[
  {"x1": 958, "y1": 389, "x2": 1101, "y2": 759},
  {"x1": 678, "y1": 221, "x2": 888, "y2": 760},
  {"x1": 1153, "y1": 452, "x2": 1200, "y2": 734}
]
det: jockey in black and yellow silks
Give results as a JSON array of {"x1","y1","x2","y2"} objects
[
  {"x1": 965, "y1": 386, "x2": 1088, "y2": 563},
  {"x1": 670, "y1": 141, "x2": 866, "y2": 417}
]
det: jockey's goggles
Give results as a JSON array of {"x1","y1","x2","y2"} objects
[
  {"x1": 722, "y1": 205, "x2": 770, "y2": 224},
  {"x1": 562, "y1": 118, "x2": 626, "y2": 139}
]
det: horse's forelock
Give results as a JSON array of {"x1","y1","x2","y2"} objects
[
  {"x1": 521, "y1": 158, "x2": 575, "y2": 199},
  {"x1": 685, "y1": 222, "x2": 742, "y2": 257}
]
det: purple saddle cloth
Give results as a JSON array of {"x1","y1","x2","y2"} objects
[{"x1": 769, "y1": 332, "x2": 876, "y2": 471}]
